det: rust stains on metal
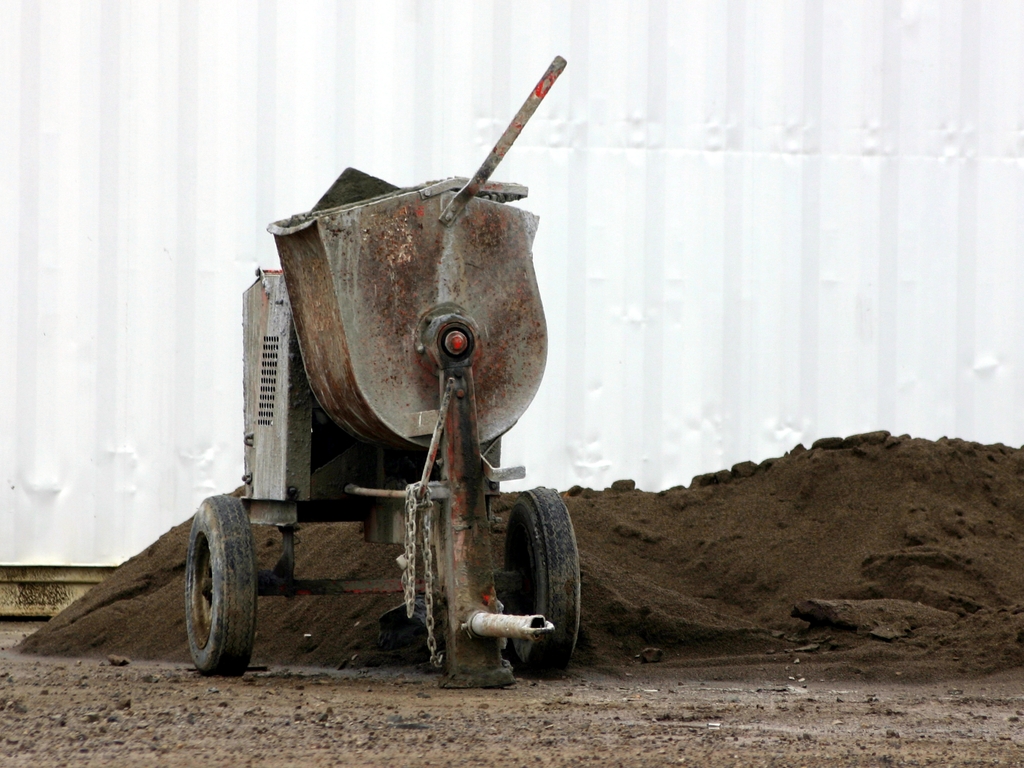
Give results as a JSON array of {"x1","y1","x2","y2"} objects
[
  {"x1": 274, "y1": 224, "x2": 398, "y2": 448},
  {"x1": 437, "y1": 363, "x2": 512, "y2": 687},
  {"x1": 271, "y1": 186, "x2": 546, "y2": 451}
]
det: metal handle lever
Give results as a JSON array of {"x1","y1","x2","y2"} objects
[
  {"x1": 482, "y1": 456, "x2": 526, "y2": 483},
  {"x1": 439, "y1": 55, "x2": 566, "y2": 227}
]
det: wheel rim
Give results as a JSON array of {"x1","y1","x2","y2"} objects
[
  {"x1": 190, "y1": 532, "x2": 214, "y2": 650},
  {"x1": 505, "y1": 522, "x2": 536, "y2": 616},
  {"x1": 506, "y1": 519, "x2": 541, "y2": 662}
]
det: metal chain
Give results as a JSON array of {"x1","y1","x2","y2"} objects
[
  {"x1": 400, "y1": 483, "x2": 442, "y2": 667},
  {"x1": 421, "y1": 501, "x2": 443, "y2": 667},
  {"x1": 401, "y1": 484, "x2": 419, "y2": 619},
  {"x1": 400, "y1": 377, "x2": 456, "y2": 659}
]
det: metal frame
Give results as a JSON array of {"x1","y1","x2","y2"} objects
[{"x1": 233, "y1": 57, "x2": 568, "y2": 688}]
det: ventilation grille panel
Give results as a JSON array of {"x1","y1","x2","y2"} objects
[{"x1": 258, "y1": 335, "x2": 279, "y2": 426}]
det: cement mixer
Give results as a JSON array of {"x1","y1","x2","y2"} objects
[{"x1": 184, "y1": 57, "x2": 580, "y2": 687}]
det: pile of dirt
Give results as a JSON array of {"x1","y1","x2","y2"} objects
[
  {"x1": 311, "y1": 167, "x2": 399, "y2": 212},
  {"x1": 20, "y1": 433, "x2": 1024, "y2": 679},
  {"x1": 19, "y1": 510, "x2": 409, "y2": 669}
]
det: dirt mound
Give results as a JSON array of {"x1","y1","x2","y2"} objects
[
  {"x1": 19, "y1": 513, "x2": 411, "y2": 669},
  {"x1": 311, "y1": 167, "x2": 399, "y2": 212},
  {"x1": 792, "y1": 598, "x2": 958, "y2": 636},
  {"x1": 20, "y1": 434, "x2": 1024, "y2": 679}
]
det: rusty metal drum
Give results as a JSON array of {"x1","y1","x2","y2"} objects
[{"x1": 268, "y1": 180, "x2": 547, "y2": 451}]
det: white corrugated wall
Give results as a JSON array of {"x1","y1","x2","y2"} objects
[{"x1": 2, "y1": 0, "x2": 1023, "y2": 566}]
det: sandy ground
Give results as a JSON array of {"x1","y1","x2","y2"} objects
[{"x1": 3, "y1": 622, "x2": 1023, "y2": 767}]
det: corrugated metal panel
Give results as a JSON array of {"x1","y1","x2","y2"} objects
[{"x1": 2, "y1": 0, "x2": 1023, "y2": 565}]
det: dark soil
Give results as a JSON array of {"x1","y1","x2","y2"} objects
[
  {"x1": 20, "y1": 433, "x2": 1024, "y2": 681},
  {"x1": 311, "y1": 167, "x2": 399, "y2": 212}
]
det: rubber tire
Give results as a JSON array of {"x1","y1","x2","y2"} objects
[
  {"x1": 185, "y1": 495, "x2": 257, "y2": 676},
  {"x1": 503, "y1": 488, "x2": 581, "y2": 669}
]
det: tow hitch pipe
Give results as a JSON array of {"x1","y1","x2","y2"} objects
[{"x1": 464, "y1": 611, "x2": 555, "y2": 641}]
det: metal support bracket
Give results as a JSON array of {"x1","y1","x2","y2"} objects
[
  {"x1": 437, "y1": 361, "x2": 515, "y2": 688},
  {"x1": 344, "y1": 482, "x2": 451, "y2": 501},
  {"x1": 272, "y1": 526, "x2": 296, "y2": 583},
  {"x1": 418, "y1": 178, "x2": 528, "y2": 202},
  {"x1": 482, "y1": 456, "x2": 526, "y2": 483}
]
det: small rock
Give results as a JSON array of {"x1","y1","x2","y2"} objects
[
  {"x1": 142, "y1": 675, "x2": 160, "y2": 683},
  {"x1": 886, "y1": 728, "x2": 900, "y2": 739},
  {"x1": 640, "y1": 647, "x2": 664, "y2": 664},
  {"x1": 792, "y1": 644, "x2": 820, "y2": 653},
  {"x1": 84, "y1": 712, "x2": 101, "y2": 723},
  {"x1": 811, "y1": 437, "x2": 845, "y2": 450},
  {"x1": 869, "y1": 625, "x2": 904, "y2": 641},
  {"x1": 842, "y1": 431, "x2": 890, "y2": 448},
  {"x1": 565, "y1": 485, "x2": 584, "y2": 497},
  {"x1": 115, "y1": 698, "x2": 131, "y2": 710},
  {"x1": 107, "y1": 655, "x2": 130, "y2": 667},
  {"x1": 693, "y1": 473, "x2": 717, "y2": 487},
  {"x1": 731, "y1": 461, "x2": 758, "y2": 478},
  {"x1": 694, "y1": 470, "x2": 733, "y2": 487},
  {"x1": 11, "y1": 701, "x2": 27, "y2": 714},
  {"x1": 610, "y1": 479, "x2": 636, "y2": 492},
  {"x1": 792, "y1": 598, "x2": 953, "y2": 635}
]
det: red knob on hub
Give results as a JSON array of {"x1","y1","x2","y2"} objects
[{"x1": 443, "y1": 329, "x2": 469, "y2": 356}]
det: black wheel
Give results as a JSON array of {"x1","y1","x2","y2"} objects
[
  {"x1": 503, "y1": 487, "x2": 580, "y2": 669},
  {"x1": 185, "y1": 495, "x2": 257, "y2": 676}
]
